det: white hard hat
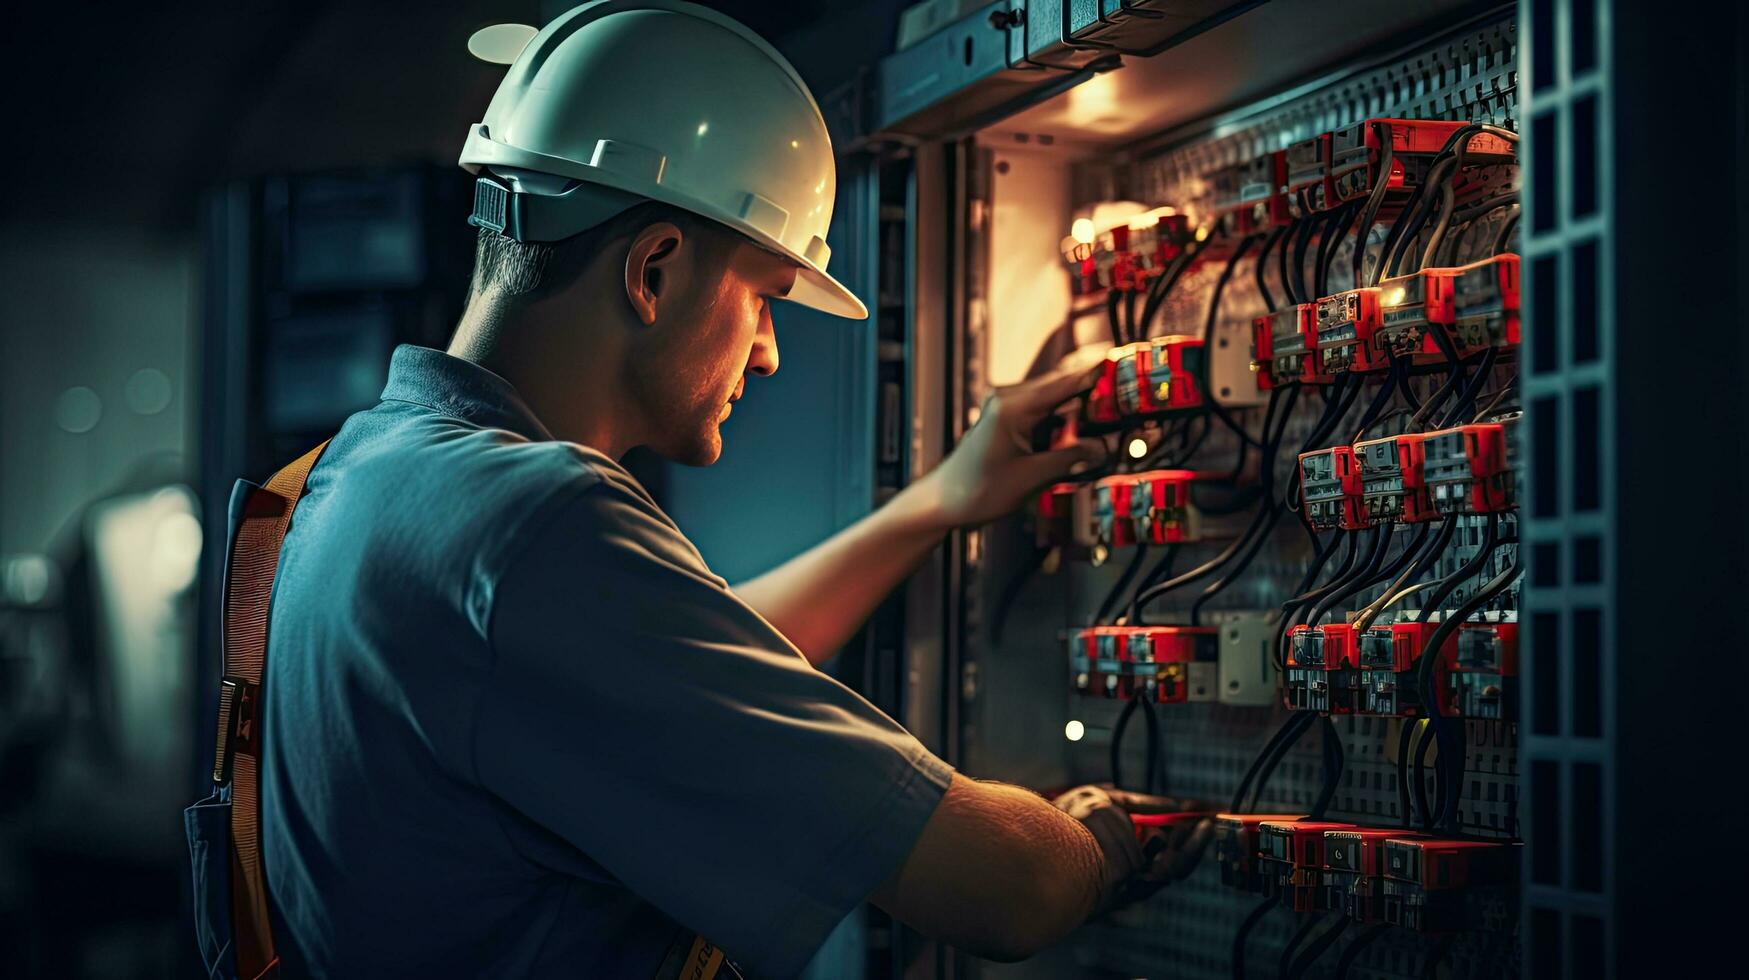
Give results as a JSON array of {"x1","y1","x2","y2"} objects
[{"x1": 459, "y1": 1, "x2": 867, "y2": 320}]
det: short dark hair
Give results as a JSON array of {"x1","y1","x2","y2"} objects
[{"x1": 465, "y1": 200, "x2": 726, "y2": 307}]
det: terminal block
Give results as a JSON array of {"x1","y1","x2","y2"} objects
[
  {"x1": 1328, "y1": 119, "x2": 1516, "y2": 210},
  {"x1": 1216, "y1": 813, "x2": 1306, "y2": 893},
  {"x1": 1034, "y1": 481, "x2": 1083, "y2": 548},
  {"x1": 1325, "y1": 828, "x2": 1427, "y2": 922},
  {"x1": 1069, "y1": 626, "x2": 1129, "y2": 699},
  {"x1": 1450, "y1": 253, "x2": 1521, "y2": 352},
  {"x1": 1285, "y1": 623, "x2": 1359, "y2": 713},
  {"x1": 1252, "y1": 303, "x2": 1327, "y2": 389},
  {"x1": 1355, "y1": 433, "x2": 1437, "y2": 525},
  {"x1": 1239, "y1": 150, "x2": 1289, "y2": 232},
  {"x1": 1126, "y1": 625, "x2": 1220, "y2": 703},
  {"x1": 1300, "y1": 447, "x2": 1366, "y2": 531},
  {"x1": 1424, "y1": 421, "x2": 1516, "y2": 516},
  {"x1": 1259, "y1": 820, "x2": 1359, "y2": 910},
  {"x1": 1383, "y1": 837, "x2": 1521, "y2": 932},
  {"x1": 1086, "y1": 337, "x2": 1208, "y2": 429},
  {"x1": 1358, "y1": 621, "x2": 1458, "y2": 716},
  {"x1": 1376, "y1": 269, "x2": 1462, "y2": 362},
  {"x1": 1314, "y1": 287, "x2": 1389, "y2": 375},
  {"x1": 1452, "y1": 621, "x2": 1519, "y2": 719},
  {"x1": 1092, "y1": 469, "x2": 1203, "y2": 551},
  {"x1": 1284, "y1": 133, "x2": 1334, "y2": 215}
]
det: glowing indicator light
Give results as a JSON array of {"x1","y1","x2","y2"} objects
[
  {"x1": 1128, "y1": 437, "x2": 1149, "y2": 459},
  {"x1": 1065, "y1": 720, "x2": 1086, "y2": 742},
  {"x1": 1071, "y1": 218, "x2": 1096, "y2": 245}
]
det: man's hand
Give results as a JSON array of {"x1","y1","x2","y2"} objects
[
  {"x1": 1051, "y1": 784, "x2": 1212, "y2": 914},
  {"x1": 910, "y1": 362, "x2": 1108, "y2": 530}
]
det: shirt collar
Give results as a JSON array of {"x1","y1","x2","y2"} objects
[{"x1": 379, "y1": 345, "x2": 554, "y2": 443}]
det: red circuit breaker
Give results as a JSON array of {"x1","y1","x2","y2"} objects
[
  {"x1": 1216, "y1": 813, "x2": 1306, "y2": 892},
  {"x1": 1449, "y1": 253, "x2": 1522, "y2": 352},
  {"x1": 1035, "y1": 481, "x2": 1081, "y2": 548},
  {"x1": 1068, "y1": 626, "x2": 1131, "y2": 698},
  {"x1": 1092, "y1": 469, "x2": 1203, "y2": 551},
  {"x1": 1382, "y1": 837, "x2": 1520, "y2": 932},
  {"x1": 1126, "y1": 626, "x2": 1220, "y2": 703},
  {"x1": 1088, "y1": 337, "x2": 1209, "y2": 428},
  {"x1": 1328, "y1": 119, "x2": 1516, "y2": 210},
  {"x1": 1253, "y1": 302, "x2": 1327, "y2": 389},
  {"x1": 1452, "y1": 621, "x2": 1520, "y2": 719},
  {"x1": 1259, "y1": 820, "x2": 1359, "y2": 910},
  {"x1": 1423, "y1": 422, "x2": 1515, "y2": 515},
  {"x1": 1285, "y1": 623, "x2": 1359, "y2": 713},
  {"x1": 1314, "y1": 287, "x2": 1390, "y2": 375},
  {"x1": 1375, "y1": 268, "x2": 1473, "y2": 363},
  {"x1": 1355, "y1": 433, "x2": 1437, "y2": 525},
  {"x1": 1300, "y1": 446, "x2": 1367, "y2": 531},
  {"x1": 1239, "y1": 151, "x2": 1289, "y2": 232},
  {"x1": 1325, "y1": 828, "x2": 1427, "y2": 922},
  {"x1": 1357, "y1": 621, "x2": 1459, "y2": 716}
]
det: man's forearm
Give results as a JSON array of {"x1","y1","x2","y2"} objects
[{"x1": 732, "y1": 474, "x2": 952, "y2": 666}]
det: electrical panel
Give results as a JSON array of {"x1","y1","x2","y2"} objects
[{"x1": 917, "y1": 4, "x2": 1529, "y2": 977}]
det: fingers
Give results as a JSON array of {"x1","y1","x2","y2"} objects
[{"x1": 997, "y1": 360, "x2": 1099, "y2": 421}]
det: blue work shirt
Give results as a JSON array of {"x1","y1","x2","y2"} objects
[{"x1": 261, "y1": 345, "x2": 953, "y2": 977}]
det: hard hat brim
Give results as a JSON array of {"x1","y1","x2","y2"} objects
[{"x1": 785, "y1": 264, "x2": 868, "y2": 320}]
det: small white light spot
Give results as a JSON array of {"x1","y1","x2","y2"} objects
[
  {"x1": 790, "y1": 139, "x2": 800, "y2": 148},
  {"x1": 55, "y1": 386, "x2": 102, "y2": 433},
  {"x1": 697, "y1": 122, "x2": 709, "y2": 136},
  {"x1": 1071, "y1": 218, "x2": 1096, "y2": 245},
  {"x1": 1127, "y1": 437, "x2": 1148, "y2": 459},
  {"x1": 1065, "y1": 720, "x2": 1086, "y2": 742}
]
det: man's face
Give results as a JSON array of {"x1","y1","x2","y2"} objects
[{"x1": 631, "y1": 231, "x2": 794, "y2": 465}]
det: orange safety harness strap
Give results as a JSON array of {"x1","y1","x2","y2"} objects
[
  {"x1": 207, "y1": 441, "x2": 733, "y2": 980},
  {"x1": 210, "y1": 440, "x2": 329, "y2": 980}
]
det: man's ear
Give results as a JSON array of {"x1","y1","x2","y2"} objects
[{"x1": 623, "y1": 222, "x2": 685, "y2": 325}]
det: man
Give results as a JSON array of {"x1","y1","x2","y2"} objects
[{"x1": 255, "y1": 3, "x2": 1205, "y2": 976}]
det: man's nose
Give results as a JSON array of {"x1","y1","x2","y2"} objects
[{"x1": 747, "y1": 309, "x2": 779, "y2": 377}]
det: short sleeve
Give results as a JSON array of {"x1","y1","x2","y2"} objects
[{"x1": 473, "y1": 479, "x2": 953, "y2": 977}]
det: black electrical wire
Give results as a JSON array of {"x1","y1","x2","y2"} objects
[
  {"x1": 1231, "y1": 710, "x2": 1317, "y2": 812},
  {"x1": 1352, "y1": 122, "x2": 1397, "y2": 287},
  {"x1": 1106, "y1": 287, "x2": 1124, "y2": 346},
  {"x1": 1417, "y1": 176, "x2": 1458, "y2": 270},
  {"x1": 1254, "y1": 225, "x2": 1287, "y2": 313},
  {"x1": 1094, "y1": 542, "x2": 1151, "y2": 623},
  {"x1": 1410, "y1": 720, "x2": 1438, "y2": 828},
  {"x1": 1187, "y1": 386, "x2": 1303, "y2": 623},
  {"x1": 1306, "y1": 715, "x2": 1346, "y2": 820},
  {"x1": 1316, "y1": 202, "x2": 1361, "y2": 297},
  {"x1": 1140, "y1": 242, "x2": 1200, "y2": 337},
  {"x1": 1354, "y1": 515, "x2": 1459, "y2": 634},
  {"x1": 1138, "y1": 694, "x2": 1166, "y2": 793},
  {"x1": 1438, "y1": 345, "x2": 1499, "y2": 428},
  {"x1": 1304, "y1": 523, "x2": 1394, "y2": 628},
  {"x1": 988, "y1": 544, "x2": 1050, "y2": 645},
  {"x1": 1231, "y1": 896, "x2": 1277, "y2": 980},
  {"x1": 1493, "y1": 209, "x2": 1521, "y2": 254},
  {"x1": 1244, "y1": 710, "x2": 1319, "y2": 813},
  {"x1": 1473, "y1": 378, "x2": 1519, "y2": 421},
  {"x1": 1110, "y1": 695, "x2": 1142, "y2": 789},
  {"x1": 1395, "y1": 719, "x2": 1418, "y2": 827},
  {"x1": 1418, "y1": 555, "x2": 1523, "y2": 829},
  {"x1": 1334, "y1": 923, "x2": 1391, "y2": 979},
  {"x1": 1285, "y1": 915, "x2": 1351, "y2": 980},
  {"x1": 1128, "y1": 545, "x2": 1180, "y2": 607},
  {"x1": 1198, "y1": 234, "x2": 1266, "y2": 448},
  {"x1": 1276, "y1": 530, "x2": 1359, "y2": 670},
  {"x1": 1288, "y1": 212, "x2": 1319, "y2": 302},
  {"x1": 1415, "y1": 514, "x2": 1500, "y2": 624},
  {"x1": 1278, "y1": 913, "x2": 1334, "y2": 980},
  {"x1": 1279, "y1": 216, "x2": 1303, "y2": 304}
]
